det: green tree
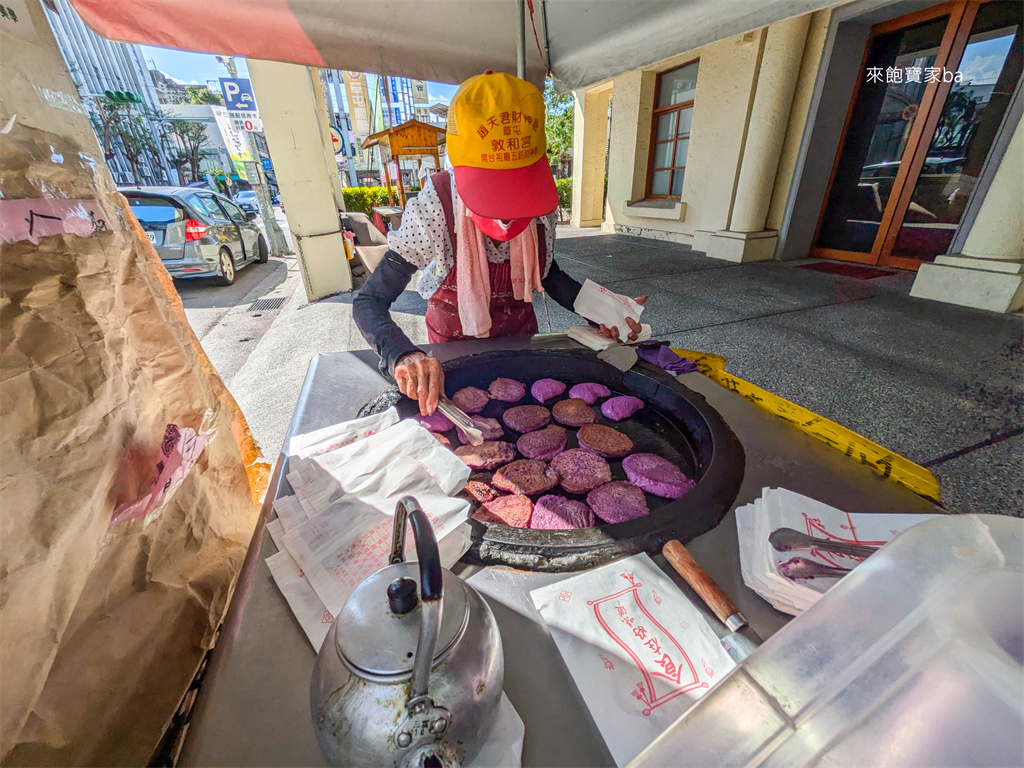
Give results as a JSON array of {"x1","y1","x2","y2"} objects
[
  {"x1": 543, "y1": 78, "x2": 574, "y2": 163},
  {"x1": 166, "y1": 119, "x2": 210, "y2": 182},
  {"x1": 185, "y1": 85, "x2": 223, "y2": 105},
  {"x1": 91, "y1": 96, "x2": 163, "y2": 184}
]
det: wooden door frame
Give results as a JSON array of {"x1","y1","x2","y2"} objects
[{"x1": 809, "y1": 1, "x2": 980, "y2": 270}]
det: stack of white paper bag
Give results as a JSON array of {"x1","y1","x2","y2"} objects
[
  {"x1": 568, "y1": 324, "x2": 651, "y2": 351},
  {"x1": 265, "y1": 409, "x2": 473, "y2": 650},
  {"x1": 531, "y1": 554, "x2": 734, "y2": 766},
  {"x1": 269, "y1": 411, "x2": 526, "y2": 767},
  {"x1": 573, "y1": 279, "x2": 646, "y2": 343},
  {"x1": 736, "y1": 487, "x2": 937, "y2": 615}
]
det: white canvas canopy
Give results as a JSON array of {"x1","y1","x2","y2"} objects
[{"x1": 70, "y1": 0, "x2": 835, "y2": 90}]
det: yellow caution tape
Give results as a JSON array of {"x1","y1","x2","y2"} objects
[{"x1": 671, "y1": 348, "x2": 942, "y2": 503}]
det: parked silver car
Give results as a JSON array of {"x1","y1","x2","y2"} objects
[
  {"x1": 234, "y1": 189, "x2": 259, "y2": 214},
  {"x1": 121, "y1": 186, "x2": 268, "y2": 285}
]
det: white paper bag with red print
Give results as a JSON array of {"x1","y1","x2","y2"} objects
[
  {"x1": 531, "y1": 554, "x2": 734, "y2": 766},
  {"x1": 573, "y1": 279, "x2": 645, "y2": 343}
]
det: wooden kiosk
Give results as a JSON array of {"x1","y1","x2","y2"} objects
[{"x1": 361, "y1": 120, "x2": 446, "y2": 208}]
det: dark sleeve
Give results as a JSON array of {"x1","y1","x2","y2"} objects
[
  {"x1": 542, "y1": 257, "x2": 585, "y2": 313},
  {"x1": 352, "y1": 250, "x2": 422, "y2": 376}
]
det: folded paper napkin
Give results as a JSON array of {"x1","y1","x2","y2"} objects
[{"x1": 568, "y1": 324, "x2": 651, "y2": 351}]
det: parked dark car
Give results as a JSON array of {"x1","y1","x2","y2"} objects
[{"x1": 120, "y1": 186, "x2": 268, "y2": 285}]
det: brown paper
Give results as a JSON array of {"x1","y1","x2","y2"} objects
[{"x1": 1, "y1": 5, "x2": 267, "y2": 764}]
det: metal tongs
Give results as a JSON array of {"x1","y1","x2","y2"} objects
[
  {"x1": 769, "y1": 527, "x2": 879, "y2": 559},
  {"x1": 436, "y1": 396, "x2": 484, "y2": 445}
]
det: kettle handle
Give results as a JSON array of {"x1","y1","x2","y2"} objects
[{"x1": 391, "y1": 496, "x2": 444, "y2": 703}]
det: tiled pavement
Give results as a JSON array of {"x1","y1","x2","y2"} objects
[
  {"x1": 548, "y1": 233, "x2": 1022, "y2": 517},
  {"x1": 228, "y1": 229, "x2": 1022, "y2": 516}
]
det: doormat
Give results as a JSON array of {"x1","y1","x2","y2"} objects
[{"x1": 797, "y1": 261, "x2": 896, "y2": 279}]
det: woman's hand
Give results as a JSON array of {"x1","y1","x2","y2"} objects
[
  {"x1": 596, "y1": 296, "x2": 648, "y2": 342},
  {"x1": 394, "y1": 351, "x2": 444, "y2": 416}
]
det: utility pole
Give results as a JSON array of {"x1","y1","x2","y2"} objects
[
  {"x1": 245, "y1": 130, "x2": 290, "y2": 256},
  {"x1": 217, "y1": 55, "x2": 289, "y2": 255}
]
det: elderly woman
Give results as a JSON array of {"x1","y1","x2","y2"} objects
[{"x1": 353, "y1": 72, "x2": 644, "y2": 415}]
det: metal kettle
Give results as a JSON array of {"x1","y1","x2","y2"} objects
[{"x1": 311, "y1": 496, "x2": 504, "y2": 767}]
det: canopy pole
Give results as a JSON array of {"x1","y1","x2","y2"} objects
[{"x1": 516, "y1": 0, "x2": 526, "y2": 79}]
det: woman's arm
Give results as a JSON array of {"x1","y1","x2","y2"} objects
[
  {"x1": 542, "y1": 257, "x2": 584, "y2": 311},
  {"x1": 542, "y1": 255, "x2": 648, "y2": 341},
  {"x1": 352, "y1": 251, "x2": 420, "y2": 375}
]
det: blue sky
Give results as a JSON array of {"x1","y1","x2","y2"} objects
[{"x1": 141, "y1": 45, "x2": 458, "y2": 103}]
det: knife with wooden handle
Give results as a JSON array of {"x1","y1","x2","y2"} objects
[{"x1": 663, "y1": 539, "x2": 762, "y2": 662}]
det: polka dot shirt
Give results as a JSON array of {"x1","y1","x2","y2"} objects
[{"x1": 386, "y1": 173, "x2": 557, "y2": 299}]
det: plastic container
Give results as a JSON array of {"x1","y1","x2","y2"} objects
[{"x1": 630, "y1": 514, "x2": 1023, "y2": 767}]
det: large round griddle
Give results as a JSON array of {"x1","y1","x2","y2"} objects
[{"x1": 368, "y1": 349, "x2": 745, "y2": 571}]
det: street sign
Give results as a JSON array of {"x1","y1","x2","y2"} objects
[
  {"x1": 243, "y1": 161, "x2": 262, "y2": 185},
  {"x1": 329, "y1": 124, "x2": 345, "y2": 155},
  {"x1": 261, "y1": 157, "x2": 273, "y2": 172},
  {"x1": 227, "y1": 110, "x2": 263, "y2": 132},
  {"x1": 219, "y1": 77, "x2": 257, "y2": 111}
]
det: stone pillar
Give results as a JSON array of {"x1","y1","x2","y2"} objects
[
  {"x1": 570, "y1": 86, "x2": 612, "y2": 228},
  {"x1": 704, "y1": 15, "x2": 810, "y2": 262},
  {"x1": 249, "y1": 60, "x2": 352, "y2": 299},
  {"x1": 910, "y1": 114, "x2": 1024, "y2": 312}
]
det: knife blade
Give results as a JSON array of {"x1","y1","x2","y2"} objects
[{"x1": 662, "y1": 539, "x2": 762, "y2": 663}]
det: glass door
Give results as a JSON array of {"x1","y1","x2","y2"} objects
[
  {"x1": 880, "y1": 1, "x2": 1023, "y2": 267},
  {"x1": 812, "y1": 1, "x2": 1023, "y2": 269}
]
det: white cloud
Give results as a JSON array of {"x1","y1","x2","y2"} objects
[{"x1": 960, "y1": 53, "x2": 1004, "y2": 84}]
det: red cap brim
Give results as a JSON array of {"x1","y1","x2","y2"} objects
[{"x1": 452, "y1": 157, "x2": 559, "y2": 219}]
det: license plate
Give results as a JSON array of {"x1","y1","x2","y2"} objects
[{"x1": 146, "y1": 232, "x2": 157, "y2": 244}]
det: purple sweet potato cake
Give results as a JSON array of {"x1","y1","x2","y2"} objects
[
  {"x1": 492, "y1": 459, "x2": 559, "y2": 496},
  {"x1": 471, "y1": 494, "x2": 533, "y2": 527},
  {"x1": 462, "y1": 479, "x2": 499, "y2": 502},
  {"x1": 529, "y1": 495, "x2": 595, "y2": 530},
  {"x1": 488, "y1": 377, "x2": 527, "y2": 403},
  {"x1": 453, "y1": 441, "x2": 515, "y2": 470},
  {"x1": 531, "y1": 378, "x2": 566, "y2": 403},
  {"x1": 431, "y1": 431, "x2": 451, "y2": 447},
  {"x1": 552, "y1": 398, "x2": 597, "y2": 427},
  {"x1": 577, "y1": 424, "x2": 634, "y2": 458},
  {"x1": 516, "y1": 425, "x2": 568, "y2": 461},
  {"x1": 502, "y1": 404, "x2": 551, "y2": 433},
  {"x1": 622, "y1": 453, "x2": 695, "y2": 499},
  {"x1": 415, "y1": 411, "x2": 454, "y2": 432},
  {"x1": 567, "y1": 382, "x2": 611, "y2": 404},
  {"x1": 601, "y1": 395, "x2": 644, "y2": 422},
  {"x1": 457, "y1": 416, "x2": 504, "y2": 444},
  {"x1": 587, "y1": 481, "x2": 650, "y2": 523},
  {"x1": 550, "y1": 449, "x2": 612, "y2": 494},
  {"x1": 451, "y1": 386, "x2": 490, "y2": 414}
]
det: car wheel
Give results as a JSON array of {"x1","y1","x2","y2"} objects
[
  {"x1": 256, "y1": 234, "x2": 269, "y2": 263},
  {"x1": 215, "y1": 247, "x2": 236, "y2": 286}
]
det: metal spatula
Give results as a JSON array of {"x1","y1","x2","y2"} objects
[{"x1": 436, "y1": 396, "x2": 484, "y2": 446}]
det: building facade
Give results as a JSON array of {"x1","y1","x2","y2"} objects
[
  {"x1": 42, "y1": 0, "x2": 172, "y2": 185},
  {"x1": 572, "y1": 0, "x2": 1023, "y2": 313}
]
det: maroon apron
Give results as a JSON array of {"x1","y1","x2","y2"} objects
[{"x1": 425, "y1": 171, "x2": 547, "y2": 343}]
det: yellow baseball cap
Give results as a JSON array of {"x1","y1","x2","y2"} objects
[{"x1": 446, "y1": 72, "x2": 558, "y2": 219}]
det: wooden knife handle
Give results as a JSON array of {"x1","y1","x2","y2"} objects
[{"x1": 663, "y1": 539, "x2": 739, "y2": 625}]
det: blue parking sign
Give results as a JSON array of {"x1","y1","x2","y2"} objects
[{"x1": 219, "y1": 78, "x2": 257, "y2": 111}]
